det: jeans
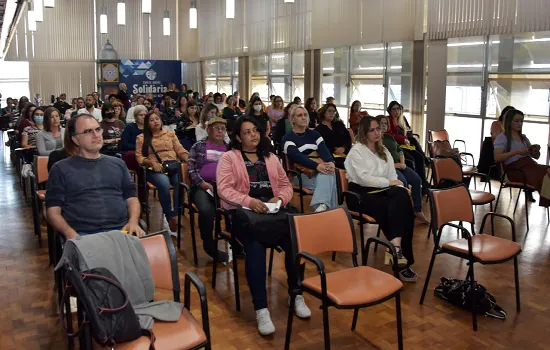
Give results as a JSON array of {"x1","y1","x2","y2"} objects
[
  {"x1": 238, "y1": 229, "x2": 303, "y2": 311},
  {"x1": 397, "y1": 166, "x2": 423, "y2": 212},
  {"x1": 146, "y1": 171, "x2": 180, "y2": 221},
  {"x1": 296, "y1": 173, "x2": 338, "y2": 210},
  {"x1": 190, "y1": 186, "x2": 217, "y2": 256},
  {"x1": 403, "y1": 149, "x2": 428, "y2": 187}
]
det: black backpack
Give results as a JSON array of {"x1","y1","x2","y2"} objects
[
  {"x1": 60, "y1": 259, "x2": 155, "y2": 348},
  {"x1": 434, "y1": 277, "x2": 507, "y2": 320}
]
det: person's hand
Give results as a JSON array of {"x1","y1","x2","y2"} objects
[
  {"x1": 152, "y1": 163, "x2": 163, "y2": 173},
  {"x1": 390, "y1": 179, "x2": 404, "y2": 187},
  {"x1": 515, "y1": 147, "x2": 530, "y2": 156},
  {"x1": 122, "y1": 220, "x2": 145, "y2": 237},
  {"x1": 249, "y1": 199, "x2": 269, "y2": 214},
  {"x1": 200, "y1": 181, "x2": 213, "y2": 193},
  {"x1": 316, "y1": 162, "x2": 334, "y2": 174},
  {"x1": 404, "y1": 139, "x2": 411, "y2": 146},
  {"x1": 334, "y1": 147, "x2": 346, "y2": 155},
  {"x1": 64, "y1": 230, "x2": 79, "y2": 240},
  {"x1": 395, "y1": 163, "x2": 406, "y2": 170},
  {"x1": 267, "y1": 197, "x2": 282, "y2": 204}
]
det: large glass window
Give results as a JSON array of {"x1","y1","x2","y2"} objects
[
  {"x1": 204, "y1": 58, "x2": 239, "y2": 95},
  {"x1": 0, "y1": 61, "x2": 30, "y2": 105}
]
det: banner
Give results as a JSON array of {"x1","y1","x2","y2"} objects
[{"x1": 119, "y1": 59, "x2": 182, "y2": 103}]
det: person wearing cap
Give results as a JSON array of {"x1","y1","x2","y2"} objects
[{"x1": 187, "y1": 116, "x2": 230, "y2": 262}]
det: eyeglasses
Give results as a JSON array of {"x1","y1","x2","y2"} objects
[
  {"x1": 368, "y1": 127, "x2": 381, "y2": 133},
  {"x1": 74, "y1": 127, "x2": 103, "y2": 136},
  {"x1": 211, "y1": 126, "x2": 226, "y2": 132},
  {"x1": 326, "y1": 109, "x2": 336, "y2": 114}
]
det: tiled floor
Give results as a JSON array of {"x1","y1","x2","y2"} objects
[{"x1": 1, "y1": 141, "x2": 550, "y2": 349}]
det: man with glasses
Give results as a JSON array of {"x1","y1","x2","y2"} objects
[
  {"x1": 46, "y1": 114, "x2": 144, "y2": 239},
  {"x1": 187, "y1": 117, "x2": 229, "y2": 262}
]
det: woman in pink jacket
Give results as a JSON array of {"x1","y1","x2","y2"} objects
[{"x1": 216, "y1": 116, "x2": 311, "y2": 336}]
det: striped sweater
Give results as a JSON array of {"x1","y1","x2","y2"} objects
[{"x1": 282, "y1": 129, "x2": 334, "y2": 169}]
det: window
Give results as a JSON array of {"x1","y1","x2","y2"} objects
[
  {"x1": 0, "y1": 61, "x2": 30, "y2": 104},
  {"x1": 322, "y1": 47, "x2": 349, "y2": 108},
  {"x1": 204, "y1": 58, "x2": 239, "y2": 95}
]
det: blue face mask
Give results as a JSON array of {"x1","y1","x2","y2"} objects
[{"x1": 34, "y1": 116, "x2": 44, "y2": 125}]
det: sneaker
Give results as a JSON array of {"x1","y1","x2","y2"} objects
[
  {"x1": 163, "y1": 217, "x2": 170, "y2": 232},
  {"x1": 256, "y1": 308, "x2": 275, "y2": 335},
  {"x1": 289, "y1": 295, "x2": 311, "y2": 319},
  {"x1": 315, "y1": 203, "x2": 328, "y2": 212},
  {"x1": 398, "y1": 267, "x2": 418, "y2": 282}
]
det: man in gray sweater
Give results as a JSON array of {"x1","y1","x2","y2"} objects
[{"x1": 46, "y1": 114, "x2": 144, "y2": 238}]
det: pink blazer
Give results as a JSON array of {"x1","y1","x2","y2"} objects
[{"x1": 216, "y1": 150, "x2": 293, "y2": 210}]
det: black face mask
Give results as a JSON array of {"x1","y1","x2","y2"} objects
[
  {"x1": 145, "y1": 105, "x2": 152, "y2": 111},
  {"x1": 105, "y1": 112, "x2": 114, "y2": 119}
]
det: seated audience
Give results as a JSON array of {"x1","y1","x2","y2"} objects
[
  {"x1": 112, "y1": 100, "x2": 126, "y2": 123},
  {"x1": 21, "y1": 107, "x2": 45, "y2": 148},
  {"x1": 387, "y1": 101, "x2": 429, "y2": 189},
  {"x1": 136, "y1": 112, "x2": 189, "y2": 234},
  {"x1": 46, "y1": 113, "x2": 144, "y2": 238},
  {"x1": 377, "y1": 115, "x2": 428, "y2": 223},
  {"x1": 304, "y1": 97, "x2": 318, "y2": 128},
  {"x1": 491, "y1": 105, "x2": 514, "y2": 142},
  {"x1": 36, "y1": 107, "x2": 64, "y2": 156},
  {"x1": 213, "y1": 92, "x2": 225, "y2": 113},
  {"x1": 187, "y1": 117, "x2": 229, "y2": 262},
  {"x1": 246, "y1": 96, "x2": 271, "y2": 137},
  {"x1": 494, "y1": 109, "x2": 550, "y2": 207},
  {"x1": 293, "y1": 96, "x2": 302, "y2": 105},
  {"x1": 125, "y1": 95, "x2": 145, "y2": 124},
  {"x1": 77, "y1": 94, "x2": 102, "y2": 122},
  {"x1": 273, "y1": 102, "x2": 298, "y2": 147},
  {"x1": 282, "y1": 106, "x2": 338, "y2": 212},
  {"x1": 68, "y1": 97, "x2": 85, "y2": 120},
  {"x1": 216, "y1": 116, "x2": 311, "y2": 335},
  {"x1": 267, "y1": 96, "x2": 285, "y2": 128},
  {"x1": 349, "y1": 100, "x2": 368, "y2": 134},
  {"x1": 315, "y1": 103, "x2": 352, "y2": 169},
  {"x1": 345, "y1": 116, "x2": 417, "y2": 282},
  {"x1": 175, "y1": 100, "x2": 200, "y2": 150},
  {"x1": 53, "y1": 93, "x2": 71, "y2": 115},
  {"x1": 17, "y1": 104, "x2": 37, "y2": 137},
  {"x1": 222, "y1": 95, "x2": 243, "y2": 133},
  {"x1": 196, "y1": 103, "x2": 230, "y2": 143},
  {"x1": 100, "y1": 103, "x2": 126, "y2": 144},
  {"x1": 120, "y1": 105, "x2": 147, "y2": 153}
]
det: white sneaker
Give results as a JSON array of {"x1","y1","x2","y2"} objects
[
  {"x1": 163, "y1": 217, "x2": 178, "y2": 237},
  {"x1": 315, "y1": 203, "x2": 328, "y2": 212},
  {"x1": 289, "y1": 295, "x2": 311, "y2": 319},
  {"x1": 256, "y1": 308, "x2": 275, "y2": 335}
]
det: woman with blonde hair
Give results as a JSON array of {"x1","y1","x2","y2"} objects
[
  {"x1": 267, "y1": 95, "x2": 285, "y2": 128},
  {"x1": 345, "y1": 116, "x2": 417, "y2": 282}
]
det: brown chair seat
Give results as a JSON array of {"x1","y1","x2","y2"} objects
[
  {"x1": 293, "y1": 185, "x2": 313, "y2": 195},
  {"x1": 462, "y1": 165, "x2": 476, "y2": 175},
  {"x1": 348, "y1": 210, "x2": 377, "y2": 223},
  {"x1": 115, "y1": 309, "x2": 207, "y2": 350},
  {"x1": 36, "y1": 189, "x2": 46, "y2": 201},
  {"x1": 442, "y1": 234, "x2": 521, "y2": 262},
  {"x1": 470, "y1": 190, "x2": 495, "y2": 205},
  {"x1": 302, "y1": 266, "x2": 403, "y2": 306}
]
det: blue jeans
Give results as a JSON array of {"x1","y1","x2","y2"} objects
[
  {"x1": 190, "y1": 186, "x2": 217, "y2": 256},
  {"x1": 397, "y1": 166, "x2": 422, "y2": 212},
  {"x1": 296, "y1": 173, "x2": 338, "y2": 210},
  {"x1": 146, "y1": 171, "x2": 180, "y2": 221}
]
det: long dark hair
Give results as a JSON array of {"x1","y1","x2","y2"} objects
[
  {"x1": 356, "y1": 116, "x2": 387, "y2": 162},
  {"x1": 502, "y1": 108, "x2": 525, "y2": 152},
  {"x1": 498, "y1": 105, "x2": 514, "y2": 122},
  {"x1": 44, "y1": 107, "x2": 61, "y2": 132},
  {"x1": 318, "y1": 103, "x2": 341, "y2": 124},
  {"x1": 141, "y1": 111, "x2": 163, "y2": 157},
  {"x1": 229, "y1": 116, "x2": 272, "y2": 158}
]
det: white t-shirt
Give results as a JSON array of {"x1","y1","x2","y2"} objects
[
  {"x1": 126, "y1": 106, "x2": 136, "y2": 124},
  {"x1": 77, "y1": 108, "x2": 102, "y2": 122}
]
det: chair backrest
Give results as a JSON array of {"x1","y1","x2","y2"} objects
[
  {"x1": 140, "y1": 232, "x2": 179, "y2": 295},
  {"x1": 347, "y1": 128, "x2": 356, "y2": 144},
  {"x1": 430, "y1": 129, "x2": 449, "y2": 142},
  {"x1": 181, "y1": 162, "x2": 191, "y2": 186},
  {"x1": 33, "y1": 155, "x2": 49, "y2": 184},
  {"x1": 290, "y1": 207, "x2": 356, "y2": 257},
  {"x1": 432, "y1": 157, "x2": 462, "y2": 186},
  {"x1": 335, "y1": 168, "x2": 348, "y2": 205},
  {"x1": 428, "y1": 185, "x2": 474, "y2": 230}
]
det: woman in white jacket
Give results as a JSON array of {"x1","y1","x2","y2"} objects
[{"x1": 344, "y1": 116, "x2": 417, "y2": 282}]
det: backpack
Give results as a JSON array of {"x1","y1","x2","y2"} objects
[
  {"x1": 434, "y1": 277, "x2": 506, "y2": 320},
  {"x1": 60, "y1": 259, "x2": 155, "y2": 348}
]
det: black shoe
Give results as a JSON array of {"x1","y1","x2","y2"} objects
[
  {"x1": 398, "y1": 267, "x2": 418, "y2": 282},
  {"x1": 207, "y1": 249, "x2": 229, "y2": 263},
  {"x1": 526, "y1": 190, "x2": 536, "y2": 203}
]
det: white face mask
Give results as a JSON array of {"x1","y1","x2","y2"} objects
[{"x1": 253, "y1": 105, "x2": 262, "y2": 112}]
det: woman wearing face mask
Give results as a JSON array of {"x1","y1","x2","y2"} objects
[
  {"x1": 245, "y1": 96, "x2": 271, "y2": 137},
  {"x1": 176, "y1": 100, "x2": 200, "y2": 150},
  {"x1": 222, "y1": 95, "x2": 243, "y2": 133},
  {"x1": 143, "y1": 98, "x2": 154, "y2": 112},
  {"x1": 196, "y1": 103, "x2": 230, "y2": 143},
  {"x1": 21, "y1": 107, "x2": 45, "y2": 148},
  {"x1": 100, "y1": 103, "x2": 126, "y2": 144},
  {"x1": 36, "y1": 107, "x2": 64, "y2": 156}
]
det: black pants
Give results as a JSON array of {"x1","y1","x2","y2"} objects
[
  {"x1": 234, "y1": 217, "x2": 303, "y2": 311},
  {"x1": 348, "y1": 183, "x2": 415, "y2": 267},
  {"x1": 190, "y1": 186, "x2": 217, "y2": 257},
  {"x1": 404, "y1": 148, "x2": 428, "y2": 187}
]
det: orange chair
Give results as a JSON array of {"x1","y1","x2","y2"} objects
[
  {"x1": 427, "y1": 129, "x2": 476, "y2": 184},
  {"x1": 285, "y1": 207, "x2": 404, "y2": 350},
  {"x1": 334, "y1": 168, "x2": 382, "y2": 264},
  {"x1": 74, "y1": 231, "x2": 211, "y2": 350},
  {"x1": 420, "y1": 185, "x2": 521, "y2": 331},
  {"x1": 30, "y1": 155, "x2": 49, "y2": 248}
]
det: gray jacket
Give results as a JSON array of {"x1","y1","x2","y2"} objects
[
  {"x1": 55, "y1": 231, "x2": 183, "y2": 329},
  {"x1": 36, "y1": 128, "x2": 65, "y2": 156}
]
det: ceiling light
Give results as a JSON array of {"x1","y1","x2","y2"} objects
[
  {"x1": 142, "y1": 0, "x2": 151, "y2": 14},
  {"x1": 34, "y1": 0, "x2": 43, "y2": 22},
  {"x1": 226, "y1": 0, "x2": 235, "y2": 19},
  {"x1": 28, "y1": 10, "x2": 37, "y2": 32},
  {"x1": 117, "y1": 1, "x2": 125, "y2": 25},
  {"x1": 163, "y1": 10, "x2": 170, "y2": 36},
  {"x1": 44, "y1": 0, "x2": 54, "y2": 8},
  {"x1": 100, "y1": 6, "x2": 108, "y2": 34},
  {"x1": 189, "y1": 0, "x2": 197, "y2": 29}
]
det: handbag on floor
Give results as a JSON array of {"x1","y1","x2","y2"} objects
[{"x1": 434, "y1": 277, "x2": 506, "y2": 320}]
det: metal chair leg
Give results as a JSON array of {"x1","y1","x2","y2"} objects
[
  {"x1": 420, "y1": 244, "x2": 439, "y2": 304},
  {"x1": 268, "y1": 247, "x2": 275, "y2": 277},
  {"x1": 232, "y1": 245, "x2": 241, "y2": 311},
  {"x1": 514, "y1": 256, "x2": 521, "y2": 312},
  {"x1": 351, "y1": 308, "x2": 359, "y2": 331},
  {"x1": 284, "y1": 293, "x2": 297, "y2": 350},
  {"x1": 396, "y1": 294, "x2": 404, "y2": 350},
  {"x1": 525, "y1": 190, "x2": 530, "y2": 232},
  {"x1": 468, "y1": 263, "x2": 477, "y2": 331},
  {"x1": 189, "y1": 211, "x2": 198, "y2": 266},
  {"x1": 322, "y1": 299, "x2": 331, "y2": 350}
]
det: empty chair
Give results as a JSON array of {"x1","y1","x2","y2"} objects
[{"x1": 420, "y1": 185, "x2": 521, "y2": 331}]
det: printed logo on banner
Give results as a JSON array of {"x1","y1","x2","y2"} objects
[{"x1": 119, "y1": 58, "x2": 182, "y2": 103}]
